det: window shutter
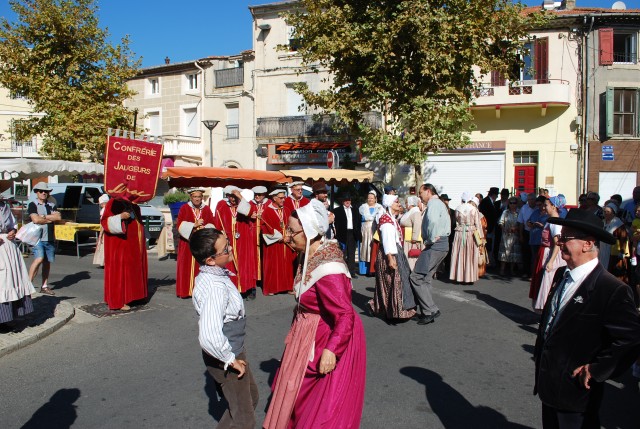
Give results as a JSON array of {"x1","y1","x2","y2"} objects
[
  {"x1": 599, "y1": 28, "x2": 614, "y2": 65},
  {"x1": 606, "y1": 87, "x2": 614, "y2": 137}
]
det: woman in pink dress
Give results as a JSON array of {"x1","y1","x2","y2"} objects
[{"x1": 264, "y1": 199, "x2": 366, "y2": 429}]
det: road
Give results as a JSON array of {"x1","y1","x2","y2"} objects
[{"x1": 0, "y1": 249, "x2": 637, "y2": 428}]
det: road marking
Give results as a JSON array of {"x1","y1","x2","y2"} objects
[{"x1": 433, "y1": 288, "x2": 495, "y2": 312}]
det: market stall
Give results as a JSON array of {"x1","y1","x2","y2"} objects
[
  {"x1": 279, "y1": 168, "x2": 373, "y2": 184},
  {"x1": 0, "y1": 159, "x2": 104, "y2": 180},
  {"x1": 162, "y1": 166, "x2": 291, "y2": 188}
]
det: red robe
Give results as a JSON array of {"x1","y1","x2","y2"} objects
[
  {"x1": 284, "y1": 195, "x2": 310, "y2": 213},
  {"x1": 101, "y1": 198, "x2": 148, "y2": 310},
  {"x1": 249, "y1": 200, "x2": 267, "y2": 281},
  {"x1": 176, "y1": 202, "x2": 215, "y2": 298},
  {"x1": 259, "y1": 202, "x2": 295, "y2": 295},
  {"x1": 213, "y1": 199, "x2": 257, "y2": 292}
]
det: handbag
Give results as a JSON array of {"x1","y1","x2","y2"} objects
[
  {"x1": 473, "y1": 229, "x2": 483, "y2": 246},
  {"x1": 408, "y1": 242, "x2": 422, "y2": 258},
  {"x1": 16, "y1": 222, "x2": 43, "y2": 246}
]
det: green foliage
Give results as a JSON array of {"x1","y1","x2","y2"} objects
[
  {"x1": 163, "y1": 190, "x2": 190, "y2": 205},
  {"x1": 286, "y1": 0, "x2": 548, "y2": 183},
  {"x1": 0, "y1": 0, "x2": 141, "y2": 161}
]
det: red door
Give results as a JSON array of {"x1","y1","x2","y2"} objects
[{"x1": 515, "y1": 166, "x2": 536, "y2": 197}]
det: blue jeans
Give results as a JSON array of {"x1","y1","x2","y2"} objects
[{"x1": 33, "y1": 241, "x2": 56, "y2": 262}]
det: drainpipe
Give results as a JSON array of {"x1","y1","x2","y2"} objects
[
  {"x1": 195, "y1": 60, "x2": 206, "y2": 166},
  {"x1": 583, "y1": 16, "x2": 594, "y2": 194}
]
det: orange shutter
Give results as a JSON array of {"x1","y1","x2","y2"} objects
[{"x1": 599, "y1": 28, "x2": 614, "y2": 66}]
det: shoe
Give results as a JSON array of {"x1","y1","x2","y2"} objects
[
  {"x1": 248, "y1": 288, "x2": 257, "y2": 300},
  {"x1": 417, "y1": 315, "x2": 435, "y2": 325},
  {"x1": 119, "y1": 305, "x2": 131, "y2": 311},
  {"x1": 432, "y1": 310, "x2": 441, "y2": 319},
  {"x1": 411, "y1": 314, "x2": 422, "y2": 322},
  {"x1": 40, "y1": 287, "x2": 55, "y2": 296}
]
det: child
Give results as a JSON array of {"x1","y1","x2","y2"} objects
[{"x1": 190, "y1": 228, "x2": 258, "y2": 429}]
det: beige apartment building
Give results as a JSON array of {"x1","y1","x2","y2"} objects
[
  {"x1": 124, "y1": 52, "x2": 255, "y2": 169},
  {"x1": 0, "y1": 87, "x2": 43, "y2": 159}
]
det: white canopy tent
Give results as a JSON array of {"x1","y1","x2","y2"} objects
[{"x1": 0, "y1": 159, "x2": 104, "y2": 180}]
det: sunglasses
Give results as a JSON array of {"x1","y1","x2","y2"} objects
[
  {"x1": 36, "y1": 190, "x2": 50, "y2": 194},
  {"x1": 558, "y1": 235, "x2": 590, "y2": 243}
]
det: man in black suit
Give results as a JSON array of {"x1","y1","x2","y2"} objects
[
  {"x1": 478, "y1": 187, "x2": 500, "y2": 267},
  {"x1": 534, "y1": 210, "x2": 640, "y2": 429},
  {"x1": 332, "y1": 194, "x2": 362, "y2": 277}
]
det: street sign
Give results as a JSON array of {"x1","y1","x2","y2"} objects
[
  {"x1": 327, "y1": 150, "x2": 340, "y2": 169},
  {"x1": 602, "y1": 145, "x2": 614, "y2": 153},
  {"x1": 602, "y1": 153, "x2": 614, "y2": 161}
]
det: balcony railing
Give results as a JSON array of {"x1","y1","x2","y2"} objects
[
  {"x1": 162, "y1": 137, "x2": 202, "y2": 158},
  {"x1": 215, "y1": 67, "x2": 244, "y2": 88},
  {"x1": 613, "y1": 51, "x2": 638, "y2": 64},
  {"x1": 256, "y1": 112, "x2": 382, "y2": 138},
  {"x1": 226, "y1": 125, "x2": 239, "y2": 140},
  {"x1": 473, "y1": 79, "x2": 572, "y2": 108}
]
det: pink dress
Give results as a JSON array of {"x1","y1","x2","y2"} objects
[{"x1": 264, "y1": 274, "x2": 367, "y2": 429}]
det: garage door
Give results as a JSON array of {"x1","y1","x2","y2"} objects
[
  {"x1": 423, "y1": 153, "x2": 505, "y2": 210},
  {"x1": 598, "y1": 172, "x2": 637, "y2": 201}
]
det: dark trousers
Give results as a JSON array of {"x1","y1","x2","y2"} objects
[
  {"x1": 521, "y1": 230, "x2": 532, "y2": 276},
  {"x1": 342, "y1": 231, "x2": 357, "y2": 275},
  {"x1": 202, "y1": 351, "x2": 259, "y2": 429},
  {"x1": 541, "y1": 383, "x2": 603, "y2": 429},
  {"x1": 530, "y1": 244, "x2": 541, "y2": 276}
]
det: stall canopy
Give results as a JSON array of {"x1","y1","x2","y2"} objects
[
  {"x1": 280, "y1": 168, "x2": 373, "y2": 183},
  {"x1": 162, "y1": 166, "x2": 291, "y2": 188},
  {"x1": 0, "y1": 159, "x2": 104, "y2": 180}
]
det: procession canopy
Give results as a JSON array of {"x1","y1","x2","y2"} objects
[
  {"x1": 162, "y1": 166, "x2": 291, "y2": 188},
  {"x1": 280, "y1": 168, "x2": 373, "y2": 184}
]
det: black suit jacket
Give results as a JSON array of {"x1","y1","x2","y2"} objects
[
  {"x1": 533, "y1": 263, "x2": 640, "y2": 412},
  {"x1": 478, "y1": 197, "x2": 498, "y2": 233},
  {"x1": 331, "y1": 205, "x2": 362, "y2": 243}
]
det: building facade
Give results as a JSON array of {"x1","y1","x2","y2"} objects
[{"x1": 0, "y1": 87, "x2": 43, "y2": 159}]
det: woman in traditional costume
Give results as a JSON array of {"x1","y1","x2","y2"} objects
[
  {"x1": 264, "y1": 199, "x2": 366, "y2": 429},
  {"x1": 449, "y1": 192, "x2": 482, "y2": 284},
  {"x1": 0, "y1": 196, "x2": 35, "y2": 325},
  {"x1": 368, "y1": 194, "x2": 416, "y2": 321},
  {"x1": 358, "y1": 190, "x2": 382, "y2": 274},
  {"x1": 497, "y1": 197, "x2": 522, "y2": 276}
]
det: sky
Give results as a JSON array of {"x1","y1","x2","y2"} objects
[{"x1": 1, "y1": 0, "x2": 640, "y2": 68}]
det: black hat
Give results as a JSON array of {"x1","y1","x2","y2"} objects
[
  {"x1": 341, "y1": 193, "x2": 352, "y2": 201},
  {"x1": 488, "y1": 187, "x2": 500, "y2": 195},
  {"x1": 500, "y1": 188, "x2": 510, "y2": 196},
  {"x1": 440, "y1": 194, "x2": 451, "y2": 201},
  {"x1": 547, "y1": 209, "x2": 615, "y2": 245}
]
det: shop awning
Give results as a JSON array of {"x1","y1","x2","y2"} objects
[
  {"x1": 280, "y1": 168, "x2": 373, "y2": 183},
  {"x1": 162, "y1": 166, "x2": 291, "y2": 188},
  {"x1": 0, "y1": 159, "x2": 104, "y2": 180}
]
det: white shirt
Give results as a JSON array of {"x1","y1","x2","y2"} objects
[
  {"x1": 192, "y1": 265, "x2": 245, "y2": 368},
  {"x1": 517, "y1": 203, "x2": 536, "y2": 231},
  {"x1": 557, "y1": 257, "x2": 599, "y2": 312},
  {"x1": 344, "y1": 205, "x2": 353, "y2": 229}
]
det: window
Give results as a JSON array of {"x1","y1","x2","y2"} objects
[
  {"x1": 148, "y1": 78, "x2": 160, "y2": 95},
  {"x1": 146, "y1": 111, "x2": 161, "y2": 136},
  {"x1": 226, "y1": 104, "x2": 239, "y2": 139},
  {"x1": 9, "y1": 90, "x2": 27, "y2": 100},
  {"x1": 286, "y1": 85, "x2": 306, "y2": 116},
  {"x1": 185, "y1": 73, "x2": 198, "y2": 91},
  {"x1": 287, "y1": 25, "x2": 301, "y2": 52},
  {"x1": 508, "y1": 38, "x2": 548, "y2": 84},
  {"x1": 600, "y1": 28, "x2": 638, "y2": 65},
  {"x1": 183, "y1": 107, "x2": 199, "y2": 137},
  {"x1": 606, "y1": 88, "x2": 638, "y2": 137},
  {"x1": 513, "y1": 151, "x2": 538, "y2": 164}
]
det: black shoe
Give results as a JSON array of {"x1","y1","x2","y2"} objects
[
  {"x1": 351, "y1": 273, "x2": 359, "y2": 279},
  {"x1": 411, "y1": 314, "x2": 422, "y2": 322},
  {"x1": 417, "y1": 314, "x2": 435, "y2": 325},
  {"x1": 432, "y1": 310, "x2": 441, "y2": 319}
]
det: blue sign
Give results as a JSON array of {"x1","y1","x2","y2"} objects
[
  {"x1": 602, "y1": 145, "x2": 614, "y2": 153},
  {"x1": 602, "y1": 153, "x2": 614, "y2": 161}
]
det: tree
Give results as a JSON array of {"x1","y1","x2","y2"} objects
[
  {"x1": 286, "y1": 0, "x2": 547, "y2": 184},
  {"x1": 0, "y1": 0, "x2": 140, "y2": 161}
]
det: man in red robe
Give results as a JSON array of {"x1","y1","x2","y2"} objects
[
  {"x1": 176, "y1": 188, "x2": 215, "y2": 298},
  {"x1": 249, "y1": 186, "x2": 268, "y2": 293},
  {"x1": 213, "y1": 186, "x2": 257, "y2": 296},
  {"x1": 284, "y1": 181, "x2": 310, "y2": 212},
  {"x1": 101, "y1": 198, "x2": 148, "y2": 311},
  {"x1": 259, "y1": 188, "x2": 295, "y2": 295}
]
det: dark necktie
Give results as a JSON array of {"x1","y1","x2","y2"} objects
[{"x1": 544, "y1": 270, "x2": 572, "y2": 339}]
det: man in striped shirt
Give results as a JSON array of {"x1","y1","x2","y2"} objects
[{"x1": 191, "y1": 228, "x2": 258, "y2": 429}]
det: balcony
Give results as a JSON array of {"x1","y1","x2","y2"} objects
[
  {"x1": 256, "y1": 112, "x2": 382, "y2": 139},
  {"x1": 162, "y1": 137, "x2": 202, "y2": 159},
  {"x1": 0, "y1": 138, "x2": 41, "y2": 158},
  {"x1": 472, "y1": 79, "x2": 571, "y2": 117},
  {"x1": 215, "y1": 67, "x2": 244, "y2": 88}
]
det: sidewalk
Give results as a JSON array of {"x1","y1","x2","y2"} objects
[{"x1": 0, "y1": 292, "x2": 75, "y2": 358}]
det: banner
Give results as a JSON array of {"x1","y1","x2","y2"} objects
[{"x1": 104, "y1": 135, "x2": 163, "y2": 203}]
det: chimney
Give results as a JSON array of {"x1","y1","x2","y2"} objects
[
  {"x1": 164, "y1": 56, "x2": 170, "y2": 64},
  {"x1": 564, "y1": 0, "x2": 576, "y2": 10}
]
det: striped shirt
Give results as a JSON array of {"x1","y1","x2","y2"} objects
[{"x1": 192, "y1": 265, "x2": 245, "y2": 368}]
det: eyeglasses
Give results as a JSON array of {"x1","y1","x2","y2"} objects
[
  {"x1": 285, "y1": 227, "x2": 304, "y2": 238},
  {"x1": 558, "y1": 235, "x2": 589, "y2": 243},
  {"x1": 211, "y1": 242, "x2": 231, "y2": 258},
  {"x1": 36, "y1": 190, "x2": 50, "y2": 194}
]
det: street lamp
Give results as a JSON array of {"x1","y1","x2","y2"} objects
[{"x1": 202, "y1": 120, "x2": 219, "y2": 166}]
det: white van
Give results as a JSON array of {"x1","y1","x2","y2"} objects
[{"x1": 29, "y1": 183, "x2": 165, "y2": 243}]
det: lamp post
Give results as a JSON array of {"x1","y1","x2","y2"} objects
[{"x1": 202, "y1": 120, "x2": 219, "y2": 166}]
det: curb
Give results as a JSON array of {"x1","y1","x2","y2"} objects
[{"x1": 0, "y1": 299, "x2": 75, "y2": 359}]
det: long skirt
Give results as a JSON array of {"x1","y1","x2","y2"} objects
[
  {"x1": 449, "y1": 228, "x2": 479, "y2": 283},
  {"x1": 532, "y1": 246, "x2": 567, "y2": 311},
  {"x1": 359, "y1": 221, "x2": 374, "y2": 263},
  {"x1": 0, "y1": 296, "x2": 34, "y2": 324},
  {"x1": 369, "y1": 244, "x2": 416, "y2": 320},
  {"x1": 0, "y1": 234, "x2": 35, "y2": 323}
]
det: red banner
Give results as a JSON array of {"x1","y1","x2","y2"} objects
[{"x1": 104, "y1": 136, "x2": 163, "y2": 203}]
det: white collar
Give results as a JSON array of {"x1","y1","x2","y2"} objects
[{"x1": 565, "y1": 257, "x2": 599, "y2": 285}]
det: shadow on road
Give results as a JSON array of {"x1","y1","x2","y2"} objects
[
  {"x1": 203, "y1": 370, "x2": 227, "y2": 423},
  {"x1": 21, "y1": 388, "x2": 80, "y2": 429},
  {"x1": 351, "y1": 288, "x2": 371, "y2": 316},
  {"x1": 51, "y1": 271, "x2": 91, "y2": 290},
  {"x1": 259, "y1": 358, "x2": 280, "y2": 412},
  {"x1": 400, "y1": 366, "x2": 535, "y2": 429},
  {"x1": 601, "y1": 369, "x2": 640, "y2": 429},
  {"x1": 2, "y1": 295, "x2": 73, "y2": 333},
  {"x1": 463, "y1": 289, "x2": 540, "y2": 327}
]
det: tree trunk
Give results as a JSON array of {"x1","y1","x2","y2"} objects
[{"x1": 414, "y1": 163, "x2": 423, "y2": 188}]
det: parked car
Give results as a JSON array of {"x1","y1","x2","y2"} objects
[{"x1": 28, "y1": 183, "x2": 165, "y2": 244}]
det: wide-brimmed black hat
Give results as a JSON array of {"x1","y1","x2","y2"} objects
[
  {"x1": 440, "y1": 194, "x2": 451, "y2": 201},
  {"x1": 547, "y1": 209, "x2": 615, "y2": 245},
  {"x1": 488, "y1": 187, "x2": 500, "y2": 195}
]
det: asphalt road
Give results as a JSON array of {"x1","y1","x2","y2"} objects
[{"x1": 0, "y1": 248, "x2": 637, "y2": 429}]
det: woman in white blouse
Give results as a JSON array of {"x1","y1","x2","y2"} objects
[{"x1": 358, "y1": 191, "x2": 382, "y2": 274}]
